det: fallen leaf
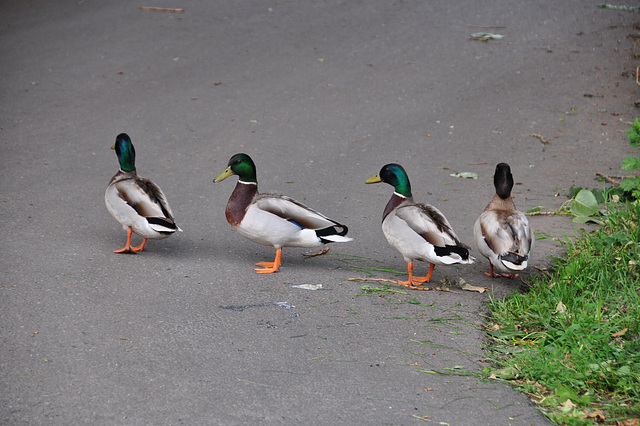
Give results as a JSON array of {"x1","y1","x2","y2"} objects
[
  {"x1": 561, "y1": 399, "x2": 577, "y2": 413},
  {"x1": 583, "y1": 410, "x2": 605, "y2": 421},
  {"x1": 449, "y1": 172, "x2": 478, "y2": 179},
  {"x1": 555, "y1": 300, "x2": 567, "y2": 314},
  {"x1": 571, "y1": 189, "x2": 599, "y2": 221},
  {"x1": 611, "y1": 328, "x2": 628, "y2": 338},
  {"x1": 458, "y1": 277, "x2": 489, "y2": 293},
  {"x1": 470, "y1": 32, "x2": 504, "y2": 41},
  {"x1": 290, "y1": 284, "x2": 323, "y2": 291},
  {"x1": 616, "y1": 418, "x2": 640, "y2": 426},
  {"x1": 303, "y1": 247, "x2": 330, "y2": 257},
  {"x1": 493, "y1": 366, "x2": 518, "y2": 380},
  {"x1": 461, "y1": 283, "x2": 488, "y2": 293}
]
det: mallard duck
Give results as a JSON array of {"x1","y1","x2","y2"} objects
[
  {"x1": 366, "y1": 163, "x2": 474, "y2": 287},
  {"x1": 474, "y1": 163, "x2": 533, "y2": 278},
  {"x1": 105, "y1": 133, "x2": 181, "y2": 253},
  {"x1": 213, "y1": 153, "x2": 352, "y2": 273}
]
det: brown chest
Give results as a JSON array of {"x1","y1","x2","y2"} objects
[{"x1": 225, "y1": 181, "x2": 257, "y2": 227}]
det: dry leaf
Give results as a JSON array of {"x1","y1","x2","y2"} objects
[
  {"x1": 449, "y1": 171, "x2": 478, "y2": 179},
  {"x1": 458, "y1": 277, "x2": 489, "y2": 293},
  {"x1": 583, "y1": 410, "x2": 605, "y2": 422},
  {"x1": 460, "y1": 282, "x2": 489, "y2": 293},
  {"x1": 612, "y1": 328, "x2": 628, "y2": 338},
  {"x1": 555, "y1": 300, "x2": 567, "y2": 314},
  {"x1": 303, "y1": 247, "x2": 330, "y2": 257},
  {"x1": 617, "y1": 418, "x2": 640, "y2": 426},
  {"x1": 290, "y1": 284, "x2": 323, "y2": 290},
  {"x1": 561, "y1": 399, "x2": 577, "y2": 412}
]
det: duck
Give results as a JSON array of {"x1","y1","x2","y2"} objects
[
  {"x1": 213, "y1": 153, "x2": 352, "y2": 273},
  {"x1": 105, "y1": 133, "x2": 181, "y2": 253},
  {"x1": 366, "y1": 163, "x2": 474, "y2": 287},
  {"x1": 474, "y1": 163, "x2": 533, "y2": 278}
]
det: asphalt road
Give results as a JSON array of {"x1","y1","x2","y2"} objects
[{"x1": 1, "y1": 1, "x2": 638, "y2": 424}]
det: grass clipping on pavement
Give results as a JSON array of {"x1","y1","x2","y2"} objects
[{"x1": 486, "y1": 201, "x2": 640, "y2": 425}]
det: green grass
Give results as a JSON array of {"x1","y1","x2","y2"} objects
[{"x1": 485, "y1": 201, "x2": 640, "y2": 425}]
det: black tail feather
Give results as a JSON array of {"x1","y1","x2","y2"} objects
[
  {"x1": 147, "y1": 217, "x2": 179, "y2": 234},
  {"x1": 316, "y1": 224, "x2": 349, "y2": 243},
  {"x1": 316, "y1": 224, "x2": 348, "y2": 237},
  {"x1": 500, "y1": 252, "x2": 528, "y2": 265},
  {"x1": 434, "y1": 244, "x2": 470, "y2": 260}
]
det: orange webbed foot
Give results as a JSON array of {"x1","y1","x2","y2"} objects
[
  {"x1": 397, "y1": 279, "x2": 423, "y2": 287},
  {"x1": 255, "y1": 265, "x2": 279, "y2": 274},
  {"x1": 484, "y1": 263, "x2": 516, "y2": 278},
  {"x1": 113, "y1": 230, "x2": 146, "y2": 254},
  {"x1": 254, "y1": 248, "x2": 282, "y2": 274},
  {"x1": 398, "y1": 263, "x2": 434, "y2": 287},
  {"x1": 485, "y1": 272, "x2": 518, "y2": 278},
  {"x1": 130, "y1": 239, "x2": 147, "y2": 253},
  {"x1": 114, "y1": 247, "x2": 135, "y2": 254},
  {"x1": 484, "y1": 263, "x2": 499, "y2": 278}
]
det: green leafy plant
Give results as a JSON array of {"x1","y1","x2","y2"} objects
[
  {"x1": 626, "y1": 118, "x2": 640, "y2": 145},
  {"x1": 527, "y1": 188, "x2": 603, "y2": 224},
  {"x1": 570, "y1": 189, "x2": 601, "y2": 224},
  {"x1": 620, "y1": 118, "x2": 640, "y2": 200},
  {"x1": 486, "y1": 201, "x2": 640, "y2": 424}
]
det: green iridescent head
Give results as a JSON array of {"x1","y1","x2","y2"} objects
[
  {"x1": 112, "y1": 133, "x2": 136, "y2": 173},
  {"x1": 365, "y1": 163, "x2": 412, "y2": 197},
  {"x1": 214, "y1": 153, "x2": 257, "y2": 183}
]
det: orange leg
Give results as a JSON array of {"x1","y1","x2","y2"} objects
[
  {"x1": 255, "y1": 248, "x2": 282, "y2": 274},
  {"x1": 131, "y1": 238, "x2": 147, "y2": 253},
  {"x1": 484, "y1": 262, "x2": 499, "y2": 278},
  {"x1": 484, "y1": 262, "x2": 518, "y2": 278},
  {"x1": 398, "y1": 262, "x2": 435, "y2": 287},
  {"x1": 113, "y1": 229, "x2": 147, "y2": 254}
]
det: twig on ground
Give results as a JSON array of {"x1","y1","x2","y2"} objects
[
  {"x1": 595, "y1": 172, "x2": 638, "y2": 186},
  {"x1": 348, "y1": 277, "x2": 435, "y2": 291},
  {"x1": 348, "y1": 277, "x2": 399, "y2": 284},
  {"x1": 139, "y1": 6, "x2": 184, "y2": 13},
  {"x1": 526, "y1": 211, "x2": 565, "y2": 216},
  {"x1": 531, "y1": 133, "x2": 550, "y2": 144},
  {"x1": 596, "y1": 172, "x2": 621, "y2": 186},
  {"x1": 303, "y1": 247, "x2": 330, "y2": 257},
  {"x1": 467, "y1": 25, "x2": 507, "y2": 29}
]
